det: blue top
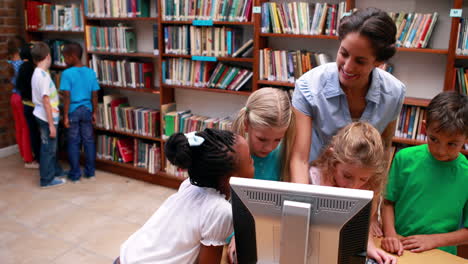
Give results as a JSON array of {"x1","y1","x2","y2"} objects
[
  {"x1": 253, "y1": 144, "x2": 281, "y2": 181},
  {"x1": 59, "y1": 66, "x2": 100, "y2": 113},
  {"x1": 8, "y1": 60, "x2": 24, "y2": 94},
  {"x1": 292, "y1": 62, "x2": 406, "y2": 161}
]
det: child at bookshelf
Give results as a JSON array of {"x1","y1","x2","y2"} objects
[
  {"x1": 381, "y1": 92, "x2": 468, "y2": 256},
  {"x1": 59, "y1": 42, "x2": 100, "y2": 182},
  {"x1": 17, "y1": 42, "x2": 42, "y2": 164},
  {"x1": 309, "y1": 121, "x2": 396, "y2": 264},
  {"x1": 232, "y1": 87, "x2": 295, "y2": 182},
  {"x1": 290, "y1": 7, "x2": 406, "y2": 184},
  {"x1": 7, "y1": 36, "x2": 38, "y2": 168},
  {"x1": 31, "y1": 42, "x2": 66, "y2": 188},
  {"x1": 118, "y1": 128, "x2": 254, "y2": 264}
]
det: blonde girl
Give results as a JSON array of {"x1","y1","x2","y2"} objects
[
  {"x1": 232, "y1": 87, "x2": 295, "y2": 182},
  {"x1": 310, "y1": 122, "x2": 395, "y2": 264}
]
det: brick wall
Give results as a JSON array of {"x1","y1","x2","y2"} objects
[{"x1": 0, "y1": 0, "x2": 23, "y2": 148}]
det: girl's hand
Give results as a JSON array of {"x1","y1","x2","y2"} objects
[
  {"x1": 228, "y1": 236, "x2": 237, "y2": 264},
  {"x1": 368, "y1": 241, "x2": 397, "y2": 264},
  {"x1": 370, "y1": 220, "x2": 383, "y2": 237},
  {"x1": 401, "y1": 235, "x2": 436, "y2": 253},
  {"x1": 381, "y1": 236, "x2": 404, "y2": 256}
]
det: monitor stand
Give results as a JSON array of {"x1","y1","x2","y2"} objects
[{"x1": 280, "y1": 201, "x2": 311, "y2": 264}]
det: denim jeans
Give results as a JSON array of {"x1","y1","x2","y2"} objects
[
  {"x1": 68, "y1": 106, "x2": 96, "y2": 180},
  {"x1": 36, "y1": 118, "x2": 64, "y2": 186}
]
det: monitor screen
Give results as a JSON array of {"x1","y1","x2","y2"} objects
[{"x1": 230, "y1": 177, "x2": 373, "y2": 264}]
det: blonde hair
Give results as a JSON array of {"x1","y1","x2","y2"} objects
[
  {"x1": 312, "y1": 122, "x2": 386, "y2": 210},
  {"x1": 232, "y1": 88, "x2": 295, "y2": 181}
]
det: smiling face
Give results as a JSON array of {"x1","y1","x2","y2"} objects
[
  {"x1": 333, "y1": 162, "x2": 375, "y2": 190},
  {"x1": 246, "y1": 124, "x2": 287, "y2": 158},
  {"x1": 336, "y1": 32, "x2": 382, "y2": 91},
  {"x1": 426, "y1": 123, "x2": 467, "y2": 162}
]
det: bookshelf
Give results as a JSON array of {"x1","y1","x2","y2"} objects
[{"x1": 23, "y1": 0, "x2": 468, "y2": 190}]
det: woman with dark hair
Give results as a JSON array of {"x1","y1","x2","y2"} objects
[{"x1": 290, "y1": 7, "x2": 403, "y2": 264}]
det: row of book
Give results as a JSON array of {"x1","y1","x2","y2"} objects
[
  {"x1": 454, "y1": 67, "x2": 468, "y2": 95},
  {"x1": 162, "y1": 0, "x2": 252, "y2": 22},
  {"x1": 163, "y1": 109, "x2": 232, "y2": 138},
  {"x1": 96, "y1": 135, "x2": 161, "y2": 174},
  {"x1": 84, "y1": 0, "x2": 157, "y2": 18},
  {"x1": 389, "y1": 12, "x2": 439, "y2": 49},
  {"x1": 162, "y1": 59, "x2": 253, "y2": 91},
  {"x1": 47, "y1": 39, "x2": 68, "y2": 67},
  {"x1": 394, "y1": 105, "x2": 427, "y2": 141},
  {"x1": 261, "y1": 2, "x2": 347, "y2": 36},
  {"x1": 164, "y1": 26, "x2": 253, "y2": 57},
  {"x1": 165, "y1": 160, "x2": 189, "y2": 179},
  {"x1": 259, "y1": 49, "x2": 331, "y2": 83},
  {"x1": 456, "y1": 18, "x2": 468, "y2": 55},
  {"x1": 86, "y1": 25, "x2": 137, "y2": 53},
  {"x1": 89, "y1": 55, "x2": 154, "y2": 89},
  {"x1": 96, "y1": 95, "x2": 161, "y2": 137},
  {"x1": 26, "y1": 2, "x2": 83, "y2": 31}
]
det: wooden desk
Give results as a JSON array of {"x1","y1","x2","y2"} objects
[{"x1": 374, "y1": 238, "x2": 468, "y2": 264}]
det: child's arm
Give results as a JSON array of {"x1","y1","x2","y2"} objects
[
  {"x1": 198, "y1": 244, "x2": 224, "y2": 264},
  {"x1": 400, "y1": 228, "x2": 468, "y2": 253},
  {"x1": 43, "y1": 95, "x2": 56, "y2": 138},
  {"x1": 290, "y1": 108, "x2": 312, "y2": 183},
  {"x1": 92, "y1": 91, "x2": 98, "y2": 125},
  {"x1": 381, "y1": 199, "x2": 404, "y2": 256},
  {"x1": 62, "y1": 91, "x2": 70, "y2": 128},
  {"x1": 367, "y1": 234, "x2": 397, "y2": 264},
  {"x1": 381, "y1": 120, "x2": 397, "y2": 158}
]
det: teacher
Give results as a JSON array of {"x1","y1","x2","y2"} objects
[{"x1": 291, "y1": 7, "x2": 406, "y2": 183}]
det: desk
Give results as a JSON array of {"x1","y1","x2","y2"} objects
[{"x1": 374, "y1": 238, "x2": 468, "y2": 264}]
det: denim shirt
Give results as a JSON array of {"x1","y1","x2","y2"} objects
[{"x1": 292, "y1": 62, "x2": 406, "y2": 162}]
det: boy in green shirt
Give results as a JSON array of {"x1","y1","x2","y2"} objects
[{"x1": 382, "y1": 92, "x2": 468, "y2": 256}]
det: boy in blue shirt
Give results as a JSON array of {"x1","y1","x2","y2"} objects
[
  {"x1": 60, "y1": 42, "x2": 100, "y2": 182},
  {"x1": 382, "y1": 92, "x2": 468, "y2": 256}
]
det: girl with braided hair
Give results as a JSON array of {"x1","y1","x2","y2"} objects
[{"x1": 117, "y1": 128, "x2": 254, "y2": 264}]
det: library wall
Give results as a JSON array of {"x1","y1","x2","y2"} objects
[{"x1": 0, "y1": 0, "x2": 23, "y2": 148}]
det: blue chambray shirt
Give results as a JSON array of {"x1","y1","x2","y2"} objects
[{"x1": 292, "y1": 62, "x2": 406, "y2": 162}]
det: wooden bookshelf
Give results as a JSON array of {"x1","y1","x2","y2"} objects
[
  {"x1": 161, "y1": 20, "x2": 254, "y2": 26},
  {"x1": 259, "y1": 33, "x2": 339, "y2": 40},
  {"x1": 87, "y1": 50, "x2": 158, "y2": 58},
  {"x1": 162, "y1": 84, "x2": 251, "y2": 96},
  {"x1": 396, "y1": 47, "x2": 448, "y2": 54},
  {"x1": 403, "y1": 97, "x2": 430, "y2": 107},
  {"x1": 95, "y1": 127, "x2": 163, "y2": 142},
  {"x1": 27, "y1": 29, "x2": 85, "y2": 34},
  {"x1": 161, "y1": 53, "x2": 254, "y2": 63},
  {"x1": 51, "y1": 65, "x2": 67, "y2": 70},
  {"x1": 86, "y1": 17, "x2": 158, "y2": 21},
  {"x1": 100, "y1": 84, "x2": 160, "y2": 94},
  {"x1": 455, "y1": 55, "x2": 468, "y2": 60},
  {"x1": 257, "y1": 80, "x2": 295, "y2": 88}
]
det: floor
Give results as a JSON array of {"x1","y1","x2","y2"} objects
[{"x1": 0, "y1": 153, "x2": 176, "y2": 264}]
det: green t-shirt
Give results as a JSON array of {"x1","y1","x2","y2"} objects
[
  {"x1": 253, "y1": 144, "x2": 281, "y2": 181},
  {"x1": 386, "y1": 144, "x2": 468, "y2": 255}
]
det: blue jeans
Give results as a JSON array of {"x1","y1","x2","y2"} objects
[
  {"x1": 67, "y1": 106, "x2": 96, "y2": 180},
  {"x1": 37, "y1": 118, "x2": 64, "y2": 186}
]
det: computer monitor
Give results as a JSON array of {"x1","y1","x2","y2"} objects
[{"x1": 230, "y1": 177, "x2": 373, "y2": 264}]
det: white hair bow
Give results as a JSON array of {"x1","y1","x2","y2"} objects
[{"x1": 185, "y1": 131, "x2": 205, "y2": 147}]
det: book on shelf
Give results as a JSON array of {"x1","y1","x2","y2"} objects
[
  {"x1": 134, "y1": 139, "x2": 161, "y2": 173},
  {"x1": 456, "y1": 18, "x2": 468, "y2": 56},
  {"x1": 165, "y1": 160, "x2": 189, "y2": 179},
  {"x1": 84, "y1": 0, "x2": 157, "y2": 18},
  {"x1": 232, "y1": 39, "x2": 253, "y2": 58},
  {"x1": 261, "y1": 1, "x2": 346, "y2": 36},
  {"x1": 162, "y1": 0, "x2": 252, "y2": 22},
  {"x1": 455, "y1": 67, "x2": 468, "y2": 95},
  {"x1": 162, "y1": 106, "x2": 232, "y2": 138},
  {"x1": 97, "y1": 95, "x2": 161, "y2": 137},
  {"x1": 394, "y1": 105, "x2": 427, "y2": 141},
  {"x1": 389, "y1": 11, "x2": 438, "y2": 49},
  {"x1": 259, "y1": 49, "x2": 331, "y2": 83},
  {"x1": 90, "y1": 55, "x2": 154, "y2": 89},
  {"x1": 117, "y1": 138, "x2": 134, "y2": 163},
  {"x1": 86, "y1": 24, "x2": 137, "y2": 53},
  {"x1": 26, "y1": 1, "x2": 83, "y2": 31},
  {"x1": 153, "y1": 24, "x2": 159, "y2": 55},
  {"x1": 45, "y1": 39, "x2": 70, "y2": 67},
  {"x1": 162, "y1": 58, "x2": 252, "y2": 91}
]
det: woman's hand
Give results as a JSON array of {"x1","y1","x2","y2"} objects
[{"x1": 227, "y1": 236, "x2": 237, "y2": 264}]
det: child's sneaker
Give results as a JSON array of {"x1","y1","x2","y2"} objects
[
  {"x1": 84, "y1": 175, "x2": 96, "y2": 181},
  {"x1": 41, "y1": 177, "x2": 66, "y2": 188},
  {"x1": 24, "y1": 161, "x2": 39, "y2": 169}
]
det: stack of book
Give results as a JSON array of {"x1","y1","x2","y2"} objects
[
  {"x1": 261, "y1": 2, "x2": 347, "y2": 35},
  {"x1": 90, "y1": 55, "x2": 154, "y2": 89},
  {"x1": 164, "y1": 26, "x2": 251, "y2": 57},
  {"x1": 259, "y1": 49, "x2": 331, "y2": 83},
  {"x1": 395, "y1": 105, "x2": 427, "y2": 141},
  {"x1": 162, "y1": 0, "x2": 253, "y2": 22},
  {"x1": 389, "y1": 12, "x2": 439, "y2": 48},
  {"x1": 85, "y1": 25, "x2": 137, "y2": 53},
  {"x1": 97, "y1": 95, "x2": 160, "y2": 138},
  {"x1": 163, "y1": 109, "x2": 232, "y2": 138},
  {"x1": 84, "y1": 0, "x2": 157, "y2": 18},
  {"x1": 454, "y1": 67, "x2": 468, "y2": 95},
  {"x1": 26, "y1": 1, "x2": 83, "y2": 31}
]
